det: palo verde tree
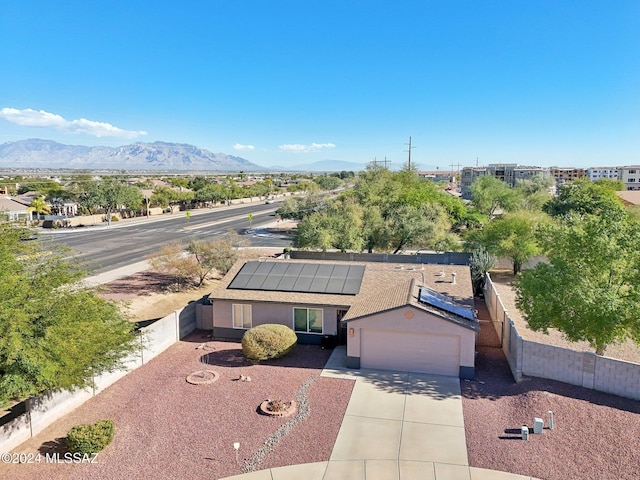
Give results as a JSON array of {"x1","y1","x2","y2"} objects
[
  {"x1": 0, "y1": 222, "x2": 138, "y2": 407},
  {"x1": 515, "y1": 212, "x2": 640, "y2": 356},
  {"x1": 466, "y1": 211, "x2": 547, "y2": 275},
  {"x1": 469, "y1": 174, "x2": 520, "y2": 217}
]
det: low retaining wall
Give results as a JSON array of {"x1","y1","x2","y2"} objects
[
  {"x1": 0, "y1": 303, "x2": 197, "y2": 453},
  {"x1": 483, "y1": 274, "x2": 640, "y2": 401},
  {"x1": 290, "y1": 250, "x2": 472, "y2": 265}
]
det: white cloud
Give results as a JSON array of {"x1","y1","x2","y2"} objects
[
  {"x1": 0, "y1": 107, "x2": 147, "y2": 139},
  {"x1": 279, "y1": 142, "x2": 336, "y2": 153},
  {"x1": 234, "y1": 143, "x2": 255, "y2": 151}
]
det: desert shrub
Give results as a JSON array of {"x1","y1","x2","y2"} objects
[
  {"x1": 241, "y1": 324, "x2": 297, "y2": 361},
  {"x1": 66, "y1": 419, "x2": 115, "y2": 454}
]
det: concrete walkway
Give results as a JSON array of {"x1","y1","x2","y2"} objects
[{"x1": 221, "y1": 347, "x2": 539, "y2": 480}]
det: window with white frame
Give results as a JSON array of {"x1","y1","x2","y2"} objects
[
  {"x1": 293, "y1": 308, "x2": 323, "y2": 334},
  {"x1": 232, "y1": 304, "x2": 252, "y2": 329}
]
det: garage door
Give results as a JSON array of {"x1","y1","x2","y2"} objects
[{"x1": 360, "y1": 329, "x2": 460, "y2": 376}]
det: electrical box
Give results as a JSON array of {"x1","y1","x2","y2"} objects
[
  {"x1": 533, "y1": 418, "x2": 544, "y2": 434},
  {"x1": 521, "y1": 425, "x2": 529, "y2": 441}
]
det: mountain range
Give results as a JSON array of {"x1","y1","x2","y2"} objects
[
  {"x1": 0, "y1": 139, "x2": 262, "y2": 171},
  {"x1": 0, "y1": 139, "x2": 374, "y2": 172}
]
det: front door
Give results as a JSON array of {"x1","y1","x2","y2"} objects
[{"x1": 336, "y1": 309, "x2": 349, "y2": 345}]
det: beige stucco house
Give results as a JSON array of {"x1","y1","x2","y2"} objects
[{"x1": 200, "y1": 258, "x2": 479, "y2": 378}]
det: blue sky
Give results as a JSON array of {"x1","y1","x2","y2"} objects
[{"x1": 1, "y1": 1, "x2": 639, "y2": 169}]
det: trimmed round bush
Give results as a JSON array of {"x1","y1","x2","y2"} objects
[
  {"x1": 67, "y1": 419, "x2": 115, "y2": 454},
  {"x1": 241, "y1": 324, "x2": 297, "y2": 361}
]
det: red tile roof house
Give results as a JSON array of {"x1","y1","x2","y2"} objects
[{"x1": 201, "y1": 259, "x2": 480, "y2": 379}]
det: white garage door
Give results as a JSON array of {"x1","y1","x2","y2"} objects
[{"x1": 360, "y1": 329, "x2": 460, "y2": 376}]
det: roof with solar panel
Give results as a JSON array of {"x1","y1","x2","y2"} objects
[{"x1": 210, "y1": 259, "x2": 476, "y2": 319}]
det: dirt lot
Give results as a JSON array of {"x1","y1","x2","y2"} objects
[{"x1": 97, "y1": 247, "x2": 283, "y2": 322}]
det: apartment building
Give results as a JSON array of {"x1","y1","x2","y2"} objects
[
  {"x1": 618, "y1": 166, "x2": 640, "y2": 191},
  {"x1": 549, "y1": 167, "x2": 586, "y2": 185},
  {"x1": 586, "y1": 167, "x2": 619, "y2": 181},
  {"x1": 460, "y1": 164, "x2": 548, "y2": 199}
]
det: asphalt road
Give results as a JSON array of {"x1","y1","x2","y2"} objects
[{"x1": 40, "y1": 202, "x2": 293, "y2": 274}]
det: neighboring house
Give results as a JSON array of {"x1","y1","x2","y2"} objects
[
  {"x1": 202, "y1": 259, "x2": 479, "y2": 378},
  {"x1": 0, "y1": 196, "x2": 30, "y2": 222}
]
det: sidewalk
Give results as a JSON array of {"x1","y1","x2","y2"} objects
[{"x1": 220, "y1": 347, "x2": 540, "y2": 480}]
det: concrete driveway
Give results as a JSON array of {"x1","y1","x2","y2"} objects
[{"x1": 222, "y1": 346, "x2": 539, "y2": 480}]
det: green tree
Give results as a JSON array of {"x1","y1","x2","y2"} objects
[
  {"x1": 515, "y1": 214, "x2": 640, "y2": 355},
  {"x1": 0, "y1": 223, "x2": 138, "y2": 406},
  {"x1": 470, "y1": 175, "x2": 519, "y2": 216},
  {"x1": 86, "y1": 180, "x2": 143, "y2": 225},
  {"x1": 544, "y1": 177, "x2": 625, "y2": 218},
  {"x1": 314, "y1": 175, "x2": 342, "y2": 191},
  {"x1": 469, "y1": 211, "x2": 546, "y2": 274},
  {"x1": 514, "y1": 176, "x2": 554, "y2": 211}
]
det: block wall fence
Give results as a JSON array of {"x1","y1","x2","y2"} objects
[
  {"x1": 1, "y1": 303, "x2": 197, "y2": 453},
  {"x1": 483, "y1": 273, "x2": 640, "y2": 401}
]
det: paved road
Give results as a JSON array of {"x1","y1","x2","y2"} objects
[{"x1": 40, "y1": 202, "x2": 293, "y2": 274}]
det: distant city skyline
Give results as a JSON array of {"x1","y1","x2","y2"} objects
[{"x1": 2, "y1": 1, "x2": 639, "y2": 169}]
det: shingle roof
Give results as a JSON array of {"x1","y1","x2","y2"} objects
[{"x1": 210, "y1": 259, "x2": 474, "y2": 313}]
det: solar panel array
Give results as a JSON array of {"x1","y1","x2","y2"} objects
[
  {"x1": 228, "y1": 261, "x2": 366, "y2": 295},
  {"x1": 418, "y1": 287, "x2": 475, "y2": 321}
]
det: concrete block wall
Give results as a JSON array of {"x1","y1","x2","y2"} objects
[
  {"x1": 484, "y1": 273, "x2": 640, "y2": 402},
  {"x1": 594, "y1": 356, "x2": 640, "y2": 400},
  {"x1": 1, "y1": 303, "x2": 198, "y2": 453},
  {"x1": 521, "y1": 341, "x2": 585, "y2": 386}
]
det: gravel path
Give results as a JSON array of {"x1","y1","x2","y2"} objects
[
  {"x1": 462, "y1": 346, "x2": 640, "y2": 480},
  {"x1": 0, "y1": 333, "x2": 354, "y2": 480}
]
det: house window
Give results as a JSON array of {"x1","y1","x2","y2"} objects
[
  {"x1": 629, "y1": 178, "x2": 636, "y2": 182},
  {"x1": 293, "y1": 308, "x2": 323, "y2": 334},
  {"x1": 232, "y1": 304, "x2": 252, "y2": 329}
]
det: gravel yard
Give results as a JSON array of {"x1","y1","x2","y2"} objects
[
  {"x1": 0, "y1": 334, "x2": 354, "y2": 480},
  {"x1": 462, "y1": 346, "x2": 640, "y2": 480}
]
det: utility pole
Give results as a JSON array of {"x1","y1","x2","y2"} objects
[
  {"x1": 449, "y1": 162, "x2": 462, "y2": 176},
  {"x1": 383, "y1": 156, "x2": 391, "y2": 169},
  {"x1": 404, "y1": 137, "x2": 415, "y2": 170}
]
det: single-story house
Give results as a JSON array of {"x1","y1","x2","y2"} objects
[
  {"x1": 201, "y1": 259, "x2": 479, "y2": 378},
  {"x1": 0, "y1": 196, "x2": 30, "y2": 222}
]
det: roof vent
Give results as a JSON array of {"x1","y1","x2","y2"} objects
[
  {"x1": 436, "y1": 268, "x2": 445, "y2": 277},
  {"x1": 451, "y1": 272, "x2": 457, "y2": 284}
]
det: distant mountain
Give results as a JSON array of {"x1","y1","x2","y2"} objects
[
  {"x1": 269, "y1": 159, "x2": 368, "y2": 172},
  {"x1": 0, "y1": 139, "x2": 264, "y2": 171}
]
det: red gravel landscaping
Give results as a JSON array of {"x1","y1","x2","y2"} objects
[
  {"x1": 0, "y1": 332, "x2": 354, "y2": 480},
  {"x1": 462, "y1": 346, "x2": 640, "y2": 480}
]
